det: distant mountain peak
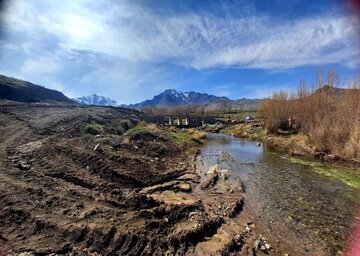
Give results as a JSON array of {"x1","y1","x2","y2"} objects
[
  {"x1": 124, "y1": 89, "x2": 259, "y2": 110},
  {"x1": 74, "y1": 94, "x2": 118, "y2": 106}
]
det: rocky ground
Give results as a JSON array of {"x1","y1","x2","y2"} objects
[{"x1": 0, "y1": 103, "x2": 295, "y2": 255}]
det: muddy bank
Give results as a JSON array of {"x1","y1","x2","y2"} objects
[
  {"x1": 0, "y1": 103, "x2": 274, "y2": 256},
  {"x1": 0, "y1": 104, "x2": 209, "y2": 255}
]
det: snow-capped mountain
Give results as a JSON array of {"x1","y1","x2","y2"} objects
[
  {"x1": 74, "y1": 94, "x2": 118, "y2": 106},
  {"x1": 125, "y1": 89, "x2": 260, "y2": 109}
]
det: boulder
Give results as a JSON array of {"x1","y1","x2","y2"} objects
[
  {"x1": 218, "y1": 169, "x2": 229, "y2": 180},
  {"x1": 207, "y1": 164, "x2": 219, "y2": 175},
  {"x1": 178, "y1": 183, "x2": 191, "y2": 193}
]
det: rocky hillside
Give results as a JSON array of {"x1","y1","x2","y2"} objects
[{"x1": 0, "y1": 75, "x2": 74, "y2": 104}]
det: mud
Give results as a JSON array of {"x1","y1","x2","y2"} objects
[
  {"x1": 0, "y1": 103, "x2": 310, "y2": 255},
  {"x1": 0, "y1": 103, "x2": 252, "y2": 256}
]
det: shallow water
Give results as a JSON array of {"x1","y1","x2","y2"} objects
[{"x1": 196, "y1": 133, "x2": 360, "y2": 255}]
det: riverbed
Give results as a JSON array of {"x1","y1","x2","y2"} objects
[{"x1": 196, "y1": 133, "x2": 360, "y2": 255}]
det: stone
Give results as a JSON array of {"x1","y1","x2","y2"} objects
[
  {"x1": 219, "y1": 169, "x2": 229, "y2": 180},
  {"x1": 18, "y1": 162, "x2": 31, "y2": 171},
  {"x1": 189, "y1": 212, "x2": 197, "y2": 218},
  {"x1": 234, "y1": 234, "x2": 241, "y2": 241},
  {"x1": 207, "y1": 164, "x2": 219, "y2": 175},
  {"x1": 253, "y1": 240, "x2": 260, "y2": 249},
  {"x1": 93, "y1": 143, "x2": 100, "y2": 151},
  {"x1": 178, "y1": 183, "x2": 191, "y2": 192},
  {"x1": 17, "y1": 252, "x2": 36, "y2": 256}
]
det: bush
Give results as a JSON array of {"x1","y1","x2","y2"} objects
[
  {"x1": 260, "y1": 71, "x2": 360, "y2": 160},
  {"x1": 84, "y1": 122, "x2": 103, "y2": 135}
]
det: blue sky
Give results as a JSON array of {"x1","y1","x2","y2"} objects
[{"x1": 0, "y1": 0, "x2": 359, "y2": 103}]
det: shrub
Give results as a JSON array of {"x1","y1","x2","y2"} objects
[
  {"x1": 84, "y1": 122, "x2": 103, "y2": 135},
  {"x1": 260, "y1": 71, "x2": 360, "y2": 160}
]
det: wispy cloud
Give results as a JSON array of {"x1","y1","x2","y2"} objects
[
  {"x1": 2, "y1": 0, "x2": 358, "y2": 70},
  {"x1": 0, "y1": 0, "x2": 359, "y2": 102}
]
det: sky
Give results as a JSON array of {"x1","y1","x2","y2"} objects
[{"x1": 0, "y1": 0, "x2": 359, "y2": 104}]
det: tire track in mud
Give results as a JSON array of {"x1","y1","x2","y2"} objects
[{"x1": 0, "y1": 104, "x2": 269, "y2": 255}]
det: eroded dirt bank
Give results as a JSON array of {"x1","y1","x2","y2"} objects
[
  {"x1": 0, "y1": 104, "x2": 200, "y2": 255},
  {"x1": 0, "y1": 103, "x2": 272, "y2": 256}
]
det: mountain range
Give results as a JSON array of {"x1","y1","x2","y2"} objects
[
  {"x1": 125, "y1": 89, "x2": 260, "y2": 110},
  {"x1": 74, "y1": 94, "x2": 118, "y2": 106},
  {"x1": 0, "y1": 75, "x2": 261, "y2": 109}
]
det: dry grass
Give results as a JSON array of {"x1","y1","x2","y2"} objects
[
  {"x1": 188, "y1": 129, "x2": 207, "y2": 141},
  {"x1": 260, "y1": 72, "x2": 360, "y2": 160}
]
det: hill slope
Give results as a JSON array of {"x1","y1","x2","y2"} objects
[{"x1": 0, "y1": 75, "x2": 74, "y2": 104}]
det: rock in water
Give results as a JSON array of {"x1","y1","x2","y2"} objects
[
  {"x1": 219, "y1": 169, "x2": 229, "y2": 180},
  {"x1": 207, "y1": 164, "x2": 219, "y2": 175}
]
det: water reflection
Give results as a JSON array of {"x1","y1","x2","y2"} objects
[{"x1": 198, "y1": 133, "x2": 360, "y2": 255}]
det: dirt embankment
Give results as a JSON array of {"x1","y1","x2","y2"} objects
[
  {"x1": 0, "y1": 104, "x2": 258, "y2": 255},
  {"x1": 0, "y1": 104, "x2": 198, "y2": 254}
]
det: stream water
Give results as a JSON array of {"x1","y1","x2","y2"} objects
[{"x1": 196, "y1": 133, "x2": 360, "y2": 255}]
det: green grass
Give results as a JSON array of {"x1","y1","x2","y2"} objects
[
  {"x1": 124, "y1": 123, "x2": 201, "y2": 154},
  {"x1": 287, "y1": 157, "x2": 360, "y2": 189},
  {"x1": 167, "y1": 130, "x2": 194, "y2": 146},
  {"x1": 84, "y1": 122, "x2": 103, "y2": 135},
  {"x1": 124, "y1": 126, "x2": 153, "y2": 137}
]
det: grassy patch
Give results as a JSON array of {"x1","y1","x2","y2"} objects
[
  {"x1": 224, "y1": 123, "x2": 266, "y2": 140},
  {"x1": 167, "y1": 130, "x2": 192, "y2": 145},
  {"x1": 167, "y1": 129, "x2": 206, "y2": 146},
  {"x1": 124, "y1": 123, "x2": 204, "y2": 155},
  {"x1": 188, "y1": 129, "x2": 207, "y2": 142},
  {"x1": 287, "y1": 157, "x2": 360, "y2": 189},
  {"x1": 84, "y1": 122, "x2": 103, "y2": 135},
  {"x1": 124, "y1": 126, "x2": 153, "y2": 137},
  {"x1": 166, "y1": 129, "x2": 202, "y2": 155},
  {"x1": 214, "y1": 110, "x2": 258, "y2": 121}
]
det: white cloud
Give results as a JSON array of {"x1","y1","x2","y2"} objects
[
  {"x1": 2, "y1": 0, "x2": 359, "y2": 71},
  {"x1": 0, "y1": 0, "x2": 359, "y2": 103},
  {"x1": 78, "y1": 60, "x2": 178, "y2": 104},
  {"x1": 20, "y1": 56, "x2": 62, "y2": 75}
]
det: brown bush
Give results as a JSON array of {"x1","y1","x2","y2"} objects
[
  {"x1": 260, "y1": 91, "x2": 291, "y2": 133},
  {"x1": 260, "y1": 71, "x2": 360, "y2": 160}
]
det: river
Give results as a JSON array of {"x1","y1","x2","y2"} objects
[{"x1": 196, "y1": 133, "x2": 360, "y2": 255}]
